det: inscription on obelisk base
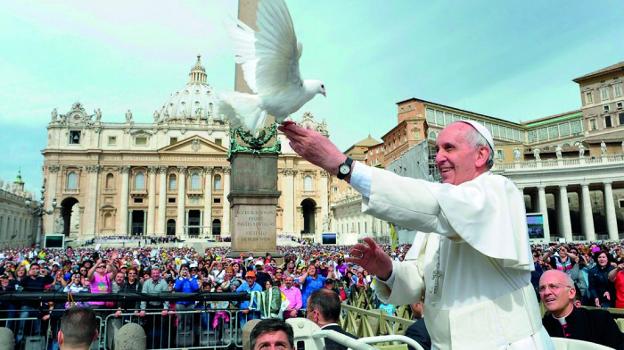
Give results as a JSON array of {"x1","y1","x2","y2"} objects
[{"x1": 228, "y1": 153, "x2": 280, "y2": 255}]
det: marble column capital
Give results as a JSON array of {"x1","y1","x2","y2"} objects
[
  {"x1": 204, "y1": 166, "x2": 214, "y2": 175},
  {"x1": 177, "y1": 166, "x2": 187, "y2": 175},
  {"x1": 158, "y1": 166, "x2": 168, "y2": 174},
  {"x1": 147, "y1": 166, "x2": 158, "y2": 175},
  {"x1": 47, "y1": 165, "x2": 60, "y2": 173},
  {"x1": 223, "y1": 166, "x2": 231, "y2": 174},
  {"x1": 120, "y1": 166, "x2": 131, "y2": 174},
  {"x1": 86, "y1": 165, "x2": 101, "y2": 173}
]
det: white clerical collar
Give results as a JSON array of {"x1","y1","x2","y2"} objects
[{"x1": 321, "y1": 323, "x2": 339, "y2": 329}]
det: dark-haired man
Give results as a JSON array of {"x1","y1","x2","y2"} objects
[
  {"x1": 306, "y1": 289, "x2": 355, "y2": 350},
  {"x1": 250, "y1": 318, "x2": 294, "y2": 350},
  {"x1": 58, "y1": 307, "x2": 98, "y2": 350}
]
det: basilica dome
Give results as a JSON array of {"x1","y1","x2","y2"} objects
[{"x1": 155, "y1": 56, "x2": 222, "y2": 123}]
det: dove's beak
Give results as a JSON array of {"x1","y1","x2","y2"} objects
[{"x1": 321, "y1": 91, "x2": 327, "y2": 97}]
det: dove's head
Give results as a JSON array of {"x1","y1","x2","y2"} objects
[{"x1": 307, "y1": 80, "x2": 326, "y2": 97}]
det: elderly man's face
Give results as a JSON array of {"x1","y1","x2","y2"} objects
[
  {"x1": 151, "y1": 269, "x2": 161, "y2": 281},
  {"x1": 539, "y1": 270, "x2": 575, "y2": 317},
  {"x1": 435, "y1": 123, "x2": 488, "y2": 185},
  {"x1": 253, "y1": 330, "x2": 293, "y2": 350}
]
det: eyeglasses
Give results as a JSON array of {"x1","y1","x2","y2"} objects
[{"x1": 128, "y1": 272, "x2": 137, "y2": 275}]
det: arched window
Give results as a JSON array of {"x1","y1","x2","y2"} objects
[
  {"x1": 105, "y1": 173, "x2": 114, "y2": 189},
  {"x1": 303, "y1": 176, "x2": 313, "y2": 191},
  {"x1": 134, "y1": 171, "x2": 145, "y2": 190},
  {"x1": 190, "y1": 172, "x2": 201, "y2": 191},
  {"x1": 213, "y1": 174, "x2": 222, "y2": 190},
  {"x1": 67, "y1": 172, "x2": 78, "y2": 190},
  {"x1": 168, "y1": 174, "x2": 177, "y2": 191}
]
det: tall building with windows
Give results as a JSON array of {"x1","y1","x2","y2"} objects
[
  {"x1": 330, "y1": 61, "x2": 624, "y2": 243},
  {"x1": 41, "y1": 57, "x2": 330, "y2": 241}
]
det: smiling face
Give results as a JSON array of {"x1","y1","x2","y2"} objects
[
  {"x1": 597, "y1": 252, "x2": 609, "y2": 267},
  {"x1": 435, "y1": 122, "x2": 490, "y2": 185}
]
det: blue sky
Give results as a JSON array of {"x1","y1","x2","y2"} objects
[{"x1": 1, "y1": 0, "x2": 623, "y2": 194}]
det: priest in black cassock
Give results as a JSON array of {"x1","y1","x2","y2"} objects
[{"x1": 539, "y1": 270, "x2": 623, "y2": 349}]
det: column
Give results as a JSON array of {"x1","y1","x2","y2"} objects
[
  {"x1": 203, "y1": 167, "x2": 213, "y2": 237},
  {"x1": 319, "y1": 171, "x2": 329, "y2": 231},
  {"x1": 557, "y1": 185, "x2": 572, "y2": 242},
  {"x1": 157, "y1": 166, "x2": 167, "y2": 235},
  {"x1": 117, "y1": 166, "x2": 130, "y2": 235},
  {"x1": 580, "y1": 184, "x2": 596, "y2": 241},
  {"x1": 85, "y1": 165, "x2": 100, "y2": 235},
  {"x1": 222, "y1": 167, "x2": 231, "y2": 236},
  {"x1": 282, "y1": 169, "x2": 296, "y2": 234},
  {"x1": 604, "y1": 182, "x2": 619, "y2": 240},
  {"x1": 176, "y1": 167, "x2": 186, "y2": 236},
  {"x1": 537, "y1": 186, "x2": 551, "y2": 242},
  {"x1": 146, "y1": 167, "x2": 157, "y2": 235},
  {"x1": 45, "y1": 165, "x2": 60, "y2": 234}
]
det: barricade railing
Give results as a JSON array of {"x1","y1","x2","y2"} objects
[{"x1": 0, "y1": 292, "x2": 250, "y2": 350}]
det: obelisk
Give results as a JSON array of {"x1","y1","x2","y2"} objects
[{"x1": 228, "y1": 0, "x2": 280, "y2": 255}]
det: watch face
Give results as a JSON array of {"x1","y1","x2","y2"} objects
[{"x1": 339, "y1": 164, "x2": 350, "y2": 175}]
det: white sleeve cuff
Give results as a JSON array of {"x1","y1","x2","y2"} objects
[{"x1": 350, "y1": 161, "x2": 372, "y2": 198}]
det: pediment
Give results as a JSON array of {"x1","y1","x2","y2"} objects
[{"x1": 158, "y1": 135, "x2": 228, "y2": 155}]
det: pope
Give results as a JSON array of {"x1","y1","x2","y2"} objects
[{"x1": 279, "y1": 120, "x2": 553, "y2": 349}]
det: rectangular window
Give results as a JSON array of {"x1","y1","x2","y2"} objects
[
  {"x1": 604, "y1": 105, "x2": 610, "y2": 113},
  {"x1": 435, "y1": 110, "x2": 444, "y2": 125},
  {"x1": 570, "y1": 120, "x2": 583, "y2": 134},
  {"x1": 133, "y1": 198, "x2": 143, "y2": 204},
  {"x1": 425, "y1": 108, "x2": 435, "y2": 123},
  {"x1": 585, "y1": 91, "x2": 593, "y2": 104},
  {"x1": 215, "y1": 138, "x2": 222, "y2": 146},
  {"x1": 107, "y1": 136, "x2": 117, "y2": 145},
  {"x1": 619, "y1": 113, "x2": 624, "y2": 125},
  {"x1": 589, "y1": 118, "x2": 597, "y2": 131},
  {"x1": 614, "y1": 83, "x2": 623, "y2": 97},
  {"x1": 213, "y1": 197, "x2": 221, "y2": 204},
  {"x1": 605, "y1": 116, "x2": 612, "y2": 128},
  {"x1": 69, "y1": 130, "x2": 81, "y2": 144},
  {"x1": 170, "y1": 137, "x2": 178, "y2": 145},
  {"x1": 168, "y1": 197, "x2": 176, "y2": 204},
  {"x1": 538, "y1": 128, "x2": 548, "y2": 141},
  {"x1": 617, "y1": 102, "x2": 623, "y2": 110},
  {"x1": 135, "y1": 136, "x2": 147, "y2": 145},
  {"x1": 600, "y1": 86, "x2": 609, "y2": 101},
  {"x1": 559, "y1": 123, "x2": 570, "y2": 137},
  {"x1": 548, "y1": 126, "x2": 558, "y2": 139}
]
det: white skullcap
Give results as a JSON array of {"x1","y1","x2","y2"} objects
[{"x1": 458, "y1": 120, "x2": 495, "y2": 151}]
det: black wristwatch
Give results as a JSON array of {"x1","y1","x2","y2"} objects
[{"x1": 337, "y1": 157, "x2": 353, "y2": 180}]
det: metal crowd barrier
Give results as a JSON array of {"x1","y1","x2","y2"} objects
[{"x1": 0, "y1": 292, "x2": 250, "y2": 350}]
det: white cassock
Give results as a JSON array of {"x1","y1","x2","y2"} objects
[{"x1": 351, "y1": 164, "x2": 553, "y2": 350}]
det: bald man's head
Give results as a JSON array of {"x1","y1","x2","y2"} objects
[{"x1": 538, "y1": 270, "x2": 575, "y2": 318}]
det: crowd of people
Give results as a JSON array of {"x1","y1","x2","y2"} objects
[{"x1": 0, "y1": 239, "x2": 621, "y2": 348}]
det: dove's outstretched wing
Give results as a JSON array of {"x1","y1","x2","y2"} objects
[
  {"x1": 255, "y1": 0, "x2": 303, "y2": 96},
  {"x1": 227, "y1": 18, "x2": 259, "y2": 92}
]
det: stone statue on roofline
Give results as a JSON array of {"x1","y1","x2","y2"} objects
[
  {"x1": 600, "y1": 141, "x2": 607, "y2": 156},
  {"x1": 578, "y1": 143, "x2": 585, "y2": 158},
  {"x1": 533, "y1": 147, "x2": 541, "y2": 161},
  {"x1": 555, "y1": 145, "x2": 562, "y2": 160}
]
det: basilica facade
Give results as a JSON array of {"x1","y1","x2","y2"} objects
[{"x1": 41, "y1": 57, "x2": 330, "y2": 241}]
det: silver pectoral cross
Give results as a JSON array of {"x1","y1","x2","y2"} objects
[{"x1": 431, "y1": 268, "x2": 444, "y2": 295}]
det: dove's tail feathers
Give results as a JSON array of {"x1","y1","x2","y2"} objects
[{"x1": 218, "y1": 92, "x2": 266, "y2": 132}]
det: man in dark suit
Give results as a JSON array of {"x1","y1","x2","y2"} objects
[
  {"x1": 404, "y1": 300, "x2": 431, "y2": 350},
  {"x1": 539, "y1": 270, "x2": 623, "y2": 350},
  {"x1": 307, "y1": 289, "x2": 356, "y2": 350}
]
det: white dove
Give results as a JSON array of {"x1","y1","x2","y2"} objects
[{"x1": 219, "y1": 0, "x2": 326, "y2": 132}]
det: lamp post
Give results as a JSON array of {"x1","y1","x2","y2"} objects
[{"x1": 25, "y1": 185, "x2": 56, "y2": 248}]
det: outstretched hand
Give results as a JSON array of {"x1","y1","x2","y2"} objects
[
  {"x1": 346, "y1": 237, "x2": 393, "y2": 280},
  {"x1": 278, "y1": 122, "x2": 346, "y2": 176}
]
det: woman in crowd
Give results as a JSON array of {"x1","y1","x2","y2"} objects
[
  {"x1": 588, "y1": 251, "x2": 616, "y2": 308},
  {"x1": 299, "y1": 264, "x2": 326, "y2": 309}
]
